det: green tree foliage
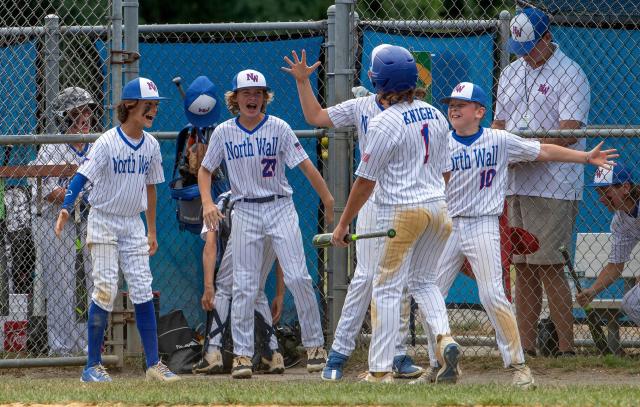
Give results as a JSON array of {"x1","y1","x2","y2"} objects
[
  {"x1": 357, "y1": 0, "x2": 513, "y2": 20},
  {"x1": 140, "y1": 0, "x2": 335, "y2": 23},
  {"x1": 0, "y1": 0, "x2": 110, "y2": 27}
]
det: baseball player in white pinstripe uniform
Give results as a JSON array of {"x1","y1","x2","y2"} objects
[
  {"x1": 193, "y1": 191, "x2": 286, "y2": 374},
  {"x1": 330, "y1": 45, "x2": 459, "y2": 383},
  {"x1": 418, "y1": 82, "x2": 616, "y2": 388},
  {"x1": 55, "y1": 77, "x2": 179, "y2": 382},
  {"x1": 198, "y1": 69, "x2": 333, "y2": 379},
  {"x1": 577, "y1": 165, "x2": 640, "y2": 325},
  {"x1": 283, "y1": 47, "x2": 422, "y2": 381},
  {"x1": 31, "y1": 87, "x2": 95, "y2": 356}
]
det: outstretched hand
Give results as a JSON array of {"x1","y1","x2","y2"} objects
[
  {"x1": 587, "y1": 141, "x2": 618, "y2": 169},
  {"x1": 281, "y1": 50, "x2": 321, "y2": 82}
]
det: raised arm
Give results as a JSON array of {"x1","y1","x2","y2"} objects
[{"x1": 282, "y1": 50, "x2": 334, "y2": 128}]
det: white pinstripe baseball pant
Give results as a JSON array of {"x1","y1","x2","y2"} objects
[
  {"x1": 369, "y1": 200, "x2": 452, "y2": 372},
  {"x1": 331, "y1": 199, "x2": 410, "y2": 357},
  {"x1": 208, "y1": 235, "x2": 279, "y2": 351},
  {"x1": 425, "y1": 216, "x2": 524, "y2": 367},
  {"x1": 231, "y1": 198, "x2": 323, "y2": 357}
]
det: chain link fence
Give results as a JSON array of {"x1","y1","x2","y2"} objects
[
  {"x1": 1, "y1": 0, "x2": 639, "y2": 369},
  {"x1": 352, "y1": 0, "x2": 640, "y2": 359}
]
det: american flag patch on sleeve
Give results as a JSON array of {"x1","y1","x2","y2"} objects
[
  {"x1": 294, "y1": 142, "x2": 303, "y2": 151},
  {"x1": 362, "y1": 153, "x2": 370, "y2": 163}
]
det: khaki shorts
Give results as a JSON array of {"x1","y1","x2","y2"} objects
[{"x1": 507, "y1": 195, "x2": 578, "y2": 265}]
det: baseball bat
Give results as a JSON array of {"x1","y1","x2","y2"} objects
[
  {"x1": 559, "y1": 246, "x2": 611, "y2": 354},
  {"x1": 312, "y1": 228, "x2": 396, "y2": 248},
  {"x1": 172, "y1": 76, "x2": 186, "y2": 99}
]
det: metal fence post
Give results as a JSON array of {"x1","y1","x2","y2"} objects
[
  {"x1": 111, "y1": 0, "x2": 123, "y2": 126},
  {"x1": 327, "y1": 0, "x2": 355, "y2": 341},
  {"x1": 44, "y1": 14, "x2": 60, "y2": 135},
  {"x1": 498, "y1": 10, "x2": 512, "y2": 72},
  {"x1": 123, "y1": 0, "x2": 139, "y2": 82}
]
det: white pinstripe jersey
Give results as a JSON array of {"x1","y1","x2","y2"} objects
[
  {"x1": 356, "y1": 100, "x2": 451, "y2": 205},
  {"x1": 609, "y1": 207, "x2": 640, "y2": 264},
  {"x1": 446, "y1": 128, "x2": 540, "y2": 217},
  {"x1": 327, "y1": 94, "x2": 383, "y2": 152},
  {"x1": 78, "y1": 126, "x2": 164, "y2": 216},
  {"x1": 31, "y1": 143, "x2": 91, "y2": 214},
  {"x1": 200, "y1": 115, "x2": 308, "y2": 202}
]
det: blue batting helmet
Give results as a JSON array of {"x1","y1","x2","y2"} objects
[{"x1": 369, "y1": 45, "x2": 418, "y2": 93}]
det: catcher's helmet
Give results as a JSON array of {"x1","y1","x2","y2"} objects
[
  {"x1": 369, "y1": 45, "x2": 418, "y2": 93},
  {"x1": 52, "y1": 87, "x2": 96, "y2": 116}
]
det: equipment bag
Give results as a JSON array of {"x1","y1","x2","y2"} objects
[
  {"x1": 169, "y1": 125, "x2": 229, "y2": 235},
  {"x1": 157, "y1": 309, "x2": 202, "y2": 373}
]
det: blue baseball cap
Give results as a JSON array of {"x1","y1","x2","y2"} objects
[
  {"x1": 232, "y1": 69, "x2": 269, "y2": 91},
  {"x1": 440, "y1": 82, "x2": 489, "y2": 108},
  {"x1": 183, "y1": 76, "x2": 220, "y2": 128},
  {"x1": 588, "y1": 164, "x2": 633, "y2": 187},
  {"x1": 507, "y1": 8, "x2": 550, "y2": 57},
  {"x1": 121, "y1": 77, "x2": 167, "y2": 100}
]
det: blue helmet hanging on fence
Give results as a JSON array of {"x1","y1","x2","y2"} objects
[{"x1": 369, "y1": 45, "x2": 418, "y2": 93}]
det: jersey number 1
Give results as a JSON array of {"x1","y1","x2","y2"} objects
[
  {"x1": 479, "y1": 169, "x2": 496, "y2": 190},
  {"x1": 421, "y1": 124, "x2": 429, "y2": 164}
]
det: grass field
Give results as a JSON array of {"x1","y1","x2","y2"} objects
[
  {"x1": 1, "y1": 354, "x2": 640, "y2": 406},
  {"x1": 1, "y1": 378, "x2": 640, "y2": 406}
]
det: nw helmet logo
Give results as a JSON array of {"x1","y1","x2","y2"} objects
[
  {"x1": 146, "y1": 81, "x2": 157, "y2": 92},
  {"x1": 198, "y1": 107, "x2": 210, "y2": 113},
  {"x1": 512, "y1": 26, "x2": 523, "y2": 38},
  {"x1": 455, "y1": 84, "x2": 465, "y2": 93},
  {"x1": 538, "y1": 84, "x2": 550, "y2": 95},
  {"x1": 595, "y1": 168, "x2": 604, "y2": 178},
  {"x1": 246, "y1": 73, "x2": 259, "y2": 82}
]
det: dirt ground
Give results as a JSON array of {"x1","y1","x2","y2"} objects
[{"x1": 1, "y1": 361, "x2": 638, "y2": 386}]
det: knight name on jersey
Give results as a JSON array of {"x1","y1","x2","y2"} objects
[
  {"x1": 225, "y1": 137, "x2": 278, "y2": 160},
  {"x1": 112, "y1": 153, "x2": 151, "y2": 174},
  {"x1": 451, "y1": 145, "x2": 498, "y2": 171},
  {"x1": 402, "y1": 107, "x2": 437, "y2": 125}
]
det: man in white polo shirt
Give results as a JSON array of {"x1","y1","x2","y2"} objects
[{"x1": 492, "y1": 7, "x2": 590, "y2": 357}]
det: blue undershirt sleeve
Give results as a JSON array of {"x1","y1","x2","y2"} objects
[{"x1": 61, "y1": 173, "x2": 88, "y2": 212}]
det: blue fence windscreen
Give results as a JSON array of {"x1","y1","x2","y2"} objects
[{"x1": 96, "y1": 37, "x2": 324, "y2": 325}]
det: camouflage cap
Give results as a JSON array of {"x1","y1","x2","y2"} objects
[{"x1": 52, "y1": 87, "x2": 96, "y2": 116}]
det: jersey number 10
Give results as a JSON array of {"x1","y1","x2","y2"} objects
[{"x1": 479, "y1": 169, "x2": 496, "y2": 190}]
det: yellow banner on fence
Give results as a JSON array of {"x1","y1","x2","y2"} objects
[{"x1": 412, "y1": 51, "x2": 432, "y2": 103}]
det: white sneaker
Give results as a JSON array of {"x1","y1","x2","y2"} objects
[
  {"x1": 192, "y1": 349, "x2": 224, "y2": 374},
  {"x1": 145, "y1": 361, "x2": 180, "y2": 382},
  {"x1": 232, "y1": 355, "x2": 253, "y2": 379},
  {"x1": 363, "y1": 372, "x2": 394, "y2": 383},
  {"x1": 409, "y1": 365, "x2": 440, "y2": 384},
  {"x1": 261, "y1": 351, "x2": 285, "y2": 374},
  {"x1": 306, "y1": 347, "x2": 327, "y2": 373},
  {"x1": 509, "y1": 363, "x2": 535, "y2": 389}
]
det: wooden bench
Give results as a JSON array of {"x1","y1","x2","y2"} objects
[{"x1": 572, "y1": 233, "x2": 640, "y2": 353}]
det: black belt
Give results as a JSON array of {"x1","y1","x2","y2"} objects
[{"x1": 240, "y1": 195, "x2": 286, "y2": 204}]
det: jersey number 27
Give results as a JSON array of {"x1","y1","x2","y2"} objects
[{"x1": 262, "y1": 158, "x2": 277, "y2": 177}]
